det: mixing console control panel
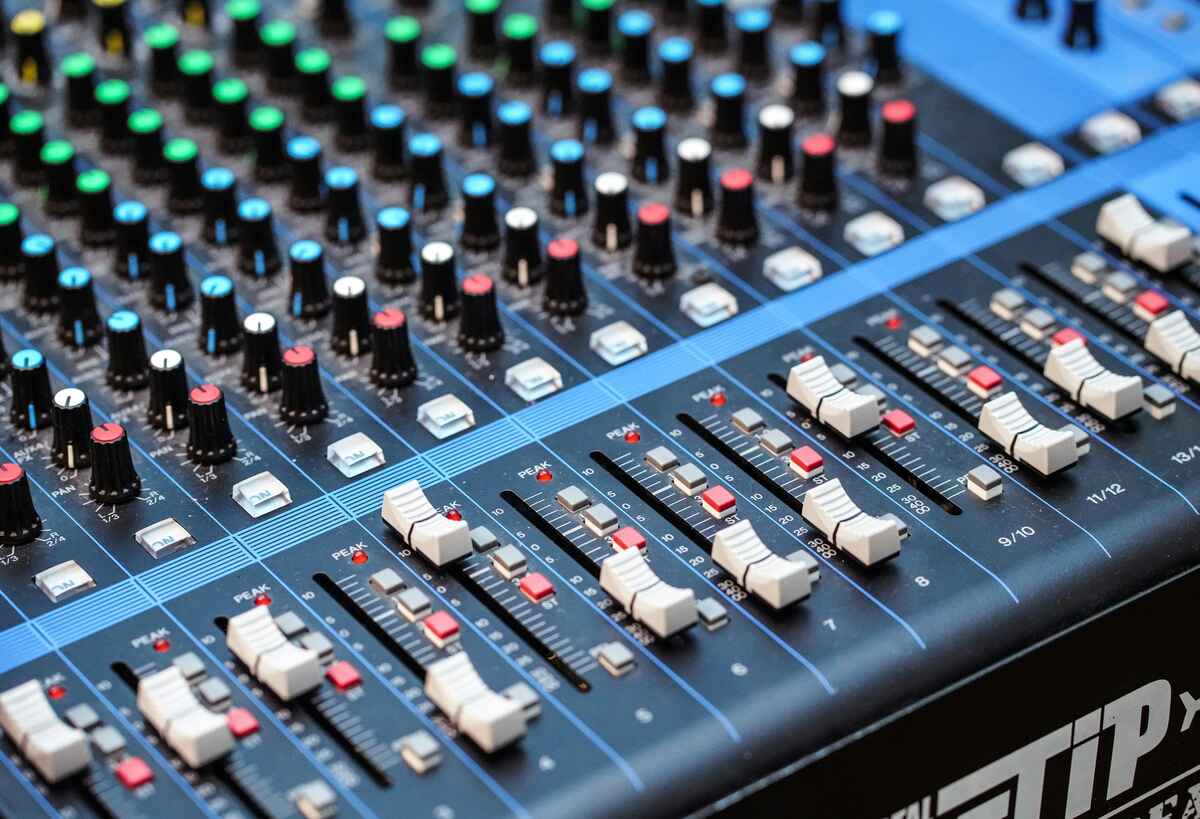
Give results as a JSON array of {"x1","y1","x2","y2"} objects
[{"x1": 1, "y1": 0, "x2": 1199, "y2": 816}]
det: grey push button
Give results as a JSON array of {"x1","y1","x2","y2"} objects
[
  {"x1": 400, "y1": 730, "x2": 442, "y2": 774},
  {"x1": 196, "y1": 678, "x2": 231, "y2": 708},
  {"x1": 326, "y1": 433, "x2": 385, "y2": 478},
  {"x1": 471, "y1": 526, "x2": 499, "y2": 552},
  {"x1": 505, "y1": 357, "x2": 563, "y2": 402},
  {"x1": 172, "y1": 652, "x2": 206, "y2": 681},
  {"x1": 595, "y1": 642, "x2": 636, "y2": 677},
  {"x1": 369, "y1": 569, "x2": 407, "y2": 596},
  {"x1": 394, "y1": 588, "x2": 431, "y2": 622},
  {"x1": 644, "y1": 446, "x2": 678, "y2": 472},
  {"x1": 680, "y1": 283, "x2": 739, "y2": 328},
  {"x1": 300, "y1": 632, "x2": 334, "y2": 660},
  {"x1": 64, "y1": 704, "x2": 100, "y2": 731},
  {"x1": 936, "y1": 345, "x2": 972, "y2": 377},
  {"x1": 731, "y1": 408, "x2": 764, "y2": 435},
  {"x1": 671, "y1": 463, "x2": 708, "y2": 496},
  {"x1": 923, "y1": 175, "x2": 985, "y2": 222},
  {"x1": 417, "y1": 394, "x2": 475, "y2": 440},
  {"x1": 275, "y1": 611, "x2": 308, "y2": 638},
  {"x1": 1019, "y1": 308, "x2": 1056, "y2": 340},
  {"x1": 696, "y1": 597, "x2": 729, "y2": 631},
  {"x1": 293, "y1": 779, "x2": 338, "y2": 819},
  {"x1": 1144, "y1": 383, "x2": 1176, "y2": 420},
  {"x1": 90, "y1": 725, "x2": 126, "y2": 756},
  {"x1": 1102, "y1": 271, "x2": 1138, "y2": 304},
  {"x1": 967, "y1": 465, "x2": 1003, "y2": 501},
  {"x1": 908, "y1": 324, "x2": 944, "y2": 357},
  {"x1": 491, "y1": 544, "x2": 528, "y2": 580},
  {"x1": 990, "y1": 288, "x2": 1027, "y2": 321},
  {"x1": 843, "y1": 211, "x2": 904, "y2": 256},
  {"x1": 759, "y1": 428, "x2": 792, "y2": 456},
  {"x1": 1071, "y1": 251, "x2": 1108, "y2": 284},
  {"x1": 34, "y1": 560, "x2": 95, "y2": 603},
  {"x1": 134, "y1": 518, "x2": 195, "y2": 559},
  {"x1": 556, "y1": 485, "x2": 591, "y2": 512},
  {"x1": 232, "y1": 472, "x2": 292, "y2": 518},
  {"x1": 582, "y1": 503, "x2": 619, "y2": 537},
  {"x1": 590, "y1": 321, "x2": 648, "y2": 365}
]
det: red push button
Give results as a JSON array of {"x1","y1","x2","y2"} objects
[
  {"x1": 967, "y1": 365, "x2": 1002, "y2": 394},
  {"x1": 423, "y1": 611, "x2": 460, "y2": 645},
  {"x1": 326, "y1": 660, "x2": 362, "y2": 691},
  {"x1": 882, "y1": 409, "x2": 915, "y2": 435},
  {"x1": 1134, "y1": 289, "x2": 1169, "y2": 320},
  {"x1": 226, "y1": 707, "x2": 259, "y2": 738},
  {"x1": 519, "y1": 572, "x2": 555, "y2": 602},
  {"x1": 789, "y1": 446, "x2": 824, "y2": 477},
  {"x1": 611, "y1": 526, "x2": 646, "y2": 551},
  {"x1": 1051, "y1": 327, "x2": 1085, "y2": 347},
  {"x1": 701, "y1": 486, "x2": 737, "y2": 519},
  {"x1": 115, "y1": 756, "x2": 154, "y2": 789}
]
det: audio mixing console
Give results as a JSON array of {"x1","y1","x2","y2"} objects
[{"x1": 0, "y1": 0, "x2": 1199, "y2": 816}]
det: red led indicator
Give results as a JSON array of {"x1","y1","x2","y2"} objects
[
  {"x1": 623, "y1": 429, "x2": 641, "y2": 444},
  {"x1": 351, "y1": 550, "x2": 369, "y2": 564},
  {"x1": 47, "y1": 684, "x2": 66, "y2": 700},
  {"x1": 709, "y1": 392, "x2": 727, "y2": 407},
  {"x1": 885, "y1": 315, "x2": 904, "y2": 330},
  {"x1": 445, "y1": 508, "x2": 463, "y2": 521},
  {"x1": 254, "y1": 593, "x2": 272, "y2": 606},
  {"x1": 536, "y1": 468, "x2": 554, "y2": 482},
  {"x1": 153, "y1": 638, "x2": 171, "y2": 653}
]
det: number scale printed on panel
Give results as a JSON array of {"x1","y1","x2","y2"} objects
[{"x1": 1, "y1": 0, "x2": 1200, "y2": 816}]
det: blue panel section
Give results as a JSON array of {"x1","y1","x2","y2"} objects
[
  {"x1": 0, "y1": 623, "x2": 50, "y2": 673},
  {"x1": 243, "y1": 497, "x2": 348, "y2": 558},
  {"x1": 1126, "y1": 154, "x2": 1200, "y2": 229},
  {"x1": 139, "y1": 538, "x2": 254, "y2": 602},
  {"x1": 428, "y1": 418, "x2": 531, "y2": 476},
  {"x1": 516, "y1": 380, "x2": 618, "y2": 439},
  {"x1": 600, "y1": 344, "x2": 709, "y2": 401},
  {"x1": 35, "y1": 581, "x2": 154, "y2": 648}
]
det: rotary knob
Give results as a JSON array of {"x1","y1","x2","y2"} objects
[
  {"x1": 331, "y1": 276, "x2": 372, "y2": 357},
  {"x1": 105, "y1": 311, "x2": 150, "y2": 390},
  {"x1": 287, "y1": 135, "x2": 325, "y2": 212},
  {"x1": 148, "y1": 230, "x2": 193, "y2": 312},
  {"x1": 199, "y1": 275, "x2": 242, "y2": 356},
  {"x1": 89, "y1": 423, "x2": 141, "y2": 504},
  {"x1": 187, "y1": 384, "x2": 237, "y2": 464},
  {"x1": 10, "y1": 349, "x2": 53, "y2": 430},
  {"x1": 56, "y1": 267, "x2": 103, "y2": 348},
  {"x1": 237, "y1": 197, "x2": 282, "y2": 278},
  {"x1": 419, "y1": 241, "x2": 460, "y2": 321},
  {"x1": 369, "y1": 308, "x2": 418, "y2": 387},
  {"x1": 51, "y1": 387, "x2": 94, "y2": 469},
  {"x1": 280, "y1": 345, "x2": 328, "y2": 425},
  {"x1": 633, "y1": 203, "x2": 677, "y2": 280},
  {"x1": 241, "y1": 312, "x2": 283, "y2": 394},
  {"x1": 21, "y1": 233, "x2": 60, "y2": 314},
  {"x1": 288, "y1": 240, "x2": 331, "y2": 319},
  {"x1": 799, "y1": 133, "x2": 838, "y2": 212},
  {"x1": 544, "y1": 237, "x2": 587, "y2": 316},
  {"x1": 501, "y1": 207, "x2": 543, "y2": 287},
  {"x1": 408, "y1": 134, "x2": 449, "y2": 212},
  {"x1": 497, "y1": 101, "x2": 536, "y2": 177},
  {"x1": 458, "y1": 274, "x2": 505, "y2": 352},
  {"x1": 716, "y1": 168, "x2": 759, "y2": 247},
  {"x1": 592, "y1": 172, "x2": 632, "y2": 252},
  {"x1": 376, "y1": 206, "x2": 416, "y2": 285},
  {"x1": 202, "y1": 167, "x2": 239, "y2": 246},
  {"x1": 0, "y1": 463, "x2": 42, "y2": 546},
  {"x1": 147, "y1": 348, "x2": 189, "y2": 431},
  {"x1": 461, "y1": 173, "x2": 501, "y2": 251},
  {"x1": 325, "y1": 166, "x2": 367, "y2": 244},
  {"x1": 550, "y1": 139, "x2": 589, "y2": 218},
  {"x1": 675, "y1": 138, "x2": 714, "y2": 218},
  {"x1": 879, "y1": 99, "x2": 918, "y2": 178}
]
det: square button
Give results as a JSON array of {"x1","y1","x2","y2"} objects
[
  {"x1": 1134, "y1": 289, "x2": 1169, "y2": 321},
  {"x1": 701, "y1": 486, "x2": 736, "y2": 519},
  {"x1": 90, "y1": 726, "x2": 126, "y2": 755},
  {"x1": 65, "y1": 703, "x2": 100, "y2": 731},
  {"x1": 759, "y1": 428, "x2": 792, "y2": 456},
  {"x1": 882, "y1": 409, "x2": 915, "y2": 435},
  {"x1": 1051, "y1": 328, "x2": 1085, "y2": 347},
  {"x1": 671, "y1": 463, "x2": 707, "y2": 496},
  {"x1": 731, "y1": 408, "x2": 764, "y2": 435},
  {"x1": 555, "y1": 485, "x2": 590, "y2": 512},
  {"x1": 197, "y1": 678, "x2": 231, "y2": 708},
  {"x1": 789, "y1": 446, "x2": 824, "y2": 478},
  {"x1": 644, "y1": 446, "x2": 679, "y2": 472},
  {"x1": 491, "y1": 544, "x2": 527, "y2": 579},
  {"x1": 395, "y1": 588, "x2": 431, "y2": 622},
  {"x1": 226, "y1": 707, "x2": 259, "y2": 738},
  {"x1": 423, "y1": 611, "x2": 460, "y2": 647},
  {"x1": 326, "y1": 661, "x2": 362, "y2": 691},
  {"x1": 519, "y1": 573, "x2": 555, "y2": 602},
  {"x1": 611, "y1": 526, "x2": 646, "y2": 551},
  {"x1": 368, "y1": 569, "x2": 406, "y2": 597},
  {"x1": 115, "y1": 757, "x2": 154, "y2": 789},
  {"x1": 967, "y1": 365, "x2": 1002, "y2": 398},
  {"x1": 583, "y1": 503, "x2": 619, "y2": 537}
]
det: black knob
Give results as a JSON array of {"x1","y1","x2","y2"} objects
[
  {"x1": 461, "y1": 174, "x2": 501, "y2": 251},
  {"x1": 147, "y1": 349, "x2": 189, "y2": 430},
  {"x1": 497, "y1": 101, "x2": 536, "y2": 177},
  {"x1": 467, "y1": 0, "x2": 499, "y2": 60},
  {"x1": 288, "y1": 240, "x2": 331, "y2": 319},
  {"x1": 187, "y1": 384, "x2": 237, "y2": 464},
  {"x1": 735, "y1": 8, "x2": 772, "y2": 81},
  {"x1": 420, "y1": 241, "x2": 459, "y2": 321},
  {"x1": 717, "y1": 168, "x2": 759, "y2": 247},
  {"x1": 550, "y1": 139, "x2": 589, "y2": 218},
  {"x1": 387, "y1": 15, "x2": 422, "y2": 90},
  {"x1": 179, "y1": 50, "x2": 215, "y2": 124},
  {"x1": 503, "y1": 13, "x2": 538, "y2": 86},
  {"x1": 199, "y1": 275, "x2": 241, "y2": 356},
  {"x1": 540, "y1": 41, "x2": 576, "y2": 116},
  {"x1": 757, "y1": 104, "x2": 796, "y2": 183},
  {"x1": 88, "y1": 422, "x2": 141, "y2": 504},
  {"x1": 262, "y1": 19, "x2": 298, "y2": 94},
  {"x1": 43, "y1": 140, "x2": 80, "y2": 218},
  {"x1": 333, "y1": 75, "x2": 370, "y2": 152},
  {"x1": 811, "y1": 0, "x2": 845, "y2": 48},
  {"x1": 675, "y1": 138, "x2": 714, "y2": 218},
  {"x1": 63, "y1": 52, "x2": 98, "y2": 127},
  {"x1": 799, "y1": 132, "x2": 838, "y2": 211},
  {"x1": 251, "y1": 104, "x2": 288, "y2": 180},
  {"x1": 114, "y1": 201, "x2": 151, "y2": 280},
  {"x1": 297, "y1": 48, "x2": 334, "y2": 123},
  {"x1": 51, "y1": 388, "x2": 93, "y2": 469},
  {"x1": 287, "y1": 136, "x2": 325, "y2": 212},
  {"x1": 658, "y1": 38, "x2": 695, "y2": 111},
  {"x1": 581, "y1": 0, "x2": 613, "y2": 54},
  {"x1": 164, "y1": 137, "x2": 203, "y2": 214},
  {"x1": 633, "y1": 203, "x2": 677, "y2": 280},
  {"x1": 105, "y1": 311, "x2": 150, "y2": 390},
  {"x1": 1064, "y1": 0, "x2": 1100, "y2": 50},
  {"x1": 421, "y1": 43, "x2": 458, "y2": 119},
  {"x1": 331, "y1": 276, "x2": 372, "y2": 357},
  {"x1": 458, "y1": 274, "x2": 505, "y2": 352},
  {"x1": 502, "y1": 207, "x2": 543, "y2": 286},
  {"x1": 148, "y1": 231, "x2": 193, "y2": 311},
  {"x1": 325, "y1": 167, "x2": 367, "y2": 245},
  {"x1": 0, "y1": 463, "x2": 42, "y2": 545},
  {"x1": 280, "y1": 345, "x2": 328, "y2": 425},
  {"x1": 370, "y1": 309, "x2": 418, "y2": 387},
  {"x1": 319, "y1": 0, "x2": 353, "y2": 37},
  {"x1": 618, "y1": 10, "x2": 653, "y2": 84},
  {"x1": 12, "y1": 10, "x2": 52, "y2": 87},
  {"x1": 578, "y1": 69, "x2": 616, "y2": 145},
  {"x1": 458, "y1": 72, "x2": 494, "y2": 149},
  {"x1": 12, "y1": 111, "x2": 46, "y2": 188},
  {"x1": 56, "y1": 267, "x2": 103, "y2": 348},
  {"x1": 592, "y1": 172, "x2": 632, "y2": 252},
  {"x1": 376, "y1": 207, "x2": 416, "y2": 285},
  {"x1": 0, "y1": 203, "x2": 22, "y2": 282},
  {"x1": 241, "y1": 313, "x2": 283, "y2": 394},
  {"x1": 696, "y1": 0, "x2": 726, "y2": 53},
  {"x1": 879, "y1": 99, "x2": 918, "y2": 178},
  {"x1": 21, "y1": 234, "x2": 60, "y2": 314},
  {"x1": 631, "y1": 106, "x2": 669, "y2": 185},
  {"x1": 370, "y1": 104, "x2": 406, "y2": 181},
  {"x1": 145, "y1": 22, "x2": 181, "y2": 96},
  {"x1": 9, "y1": 349, "x2": 53, "y2": 431},
  {"x1": 238, "y1": 197, "x2": 283, "y2": 278},
  {"x1": 789, "y1": 42, "x2": 826, "y2": 117},
  {"x1": 228, "y1": 0, "x2": 261, "y2": 66},
  {"x1": 129, "y1": 108, "x2": 167, "y2": 186},
  {"x1": 1016, "y1": 0, "x2": 1050, "y2": 20},
  {"x1": 867, "y1": 10, "x2": 903, "y2": 83},
  {"x1": 710, "y1": 73, "x2": 748, "y2": 148},
  {"x1": 77, "y1": 169, "x2": 116, "y2": 246},
  {"x1": 408, "y1": 134, "x2": 449, "y2": 212},
  {"x1": 0, "y1": 335, "x2": 8, "y2": 380},
  {"x1": 836, "y1": 70, "x2": 873, "y2": 148},
  {"x1": 96, "y1": 79, "x2": 132, "y2": 154},
  {"x1": 96, "y1": 0, "x2": 133, "y2": 57},
  {"x1": 202, "y1": 167, "x2": 240, "y2": 245},
  {"x1": 544, "y1": 237, "x2": 587, "y2": 316}
]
